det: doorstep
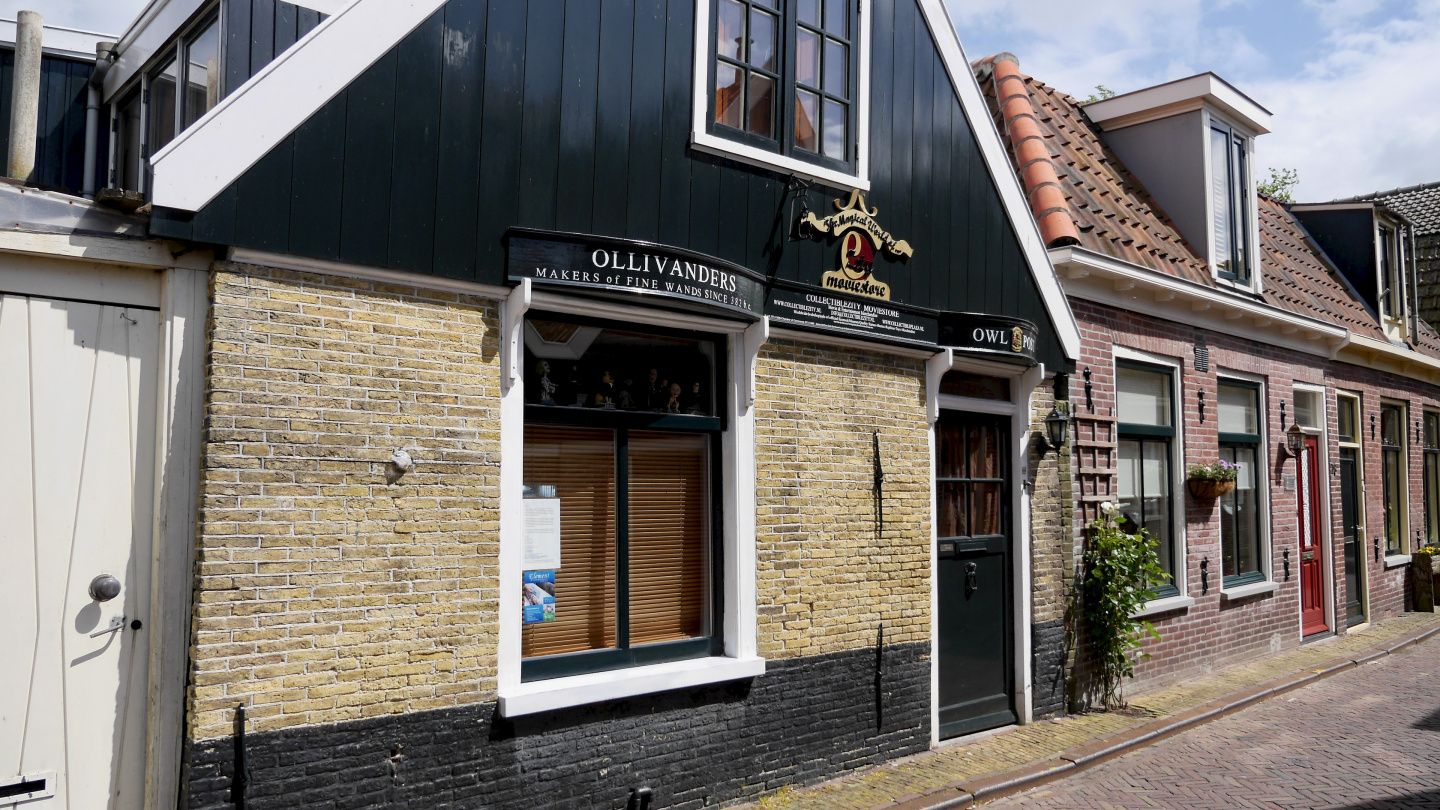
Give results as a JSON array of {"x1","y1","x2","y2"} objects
[{"x1": 744, "y1": 612, "x2": 1440, "y2": 810}]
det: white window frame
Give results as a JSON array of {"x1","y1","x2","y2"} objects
[
  {"x1": 495, "y1": 290, "x2": 765, "y2": 717},
  {"x1": 1216, "y1": 369, "x2": 1277, "y2": 599},
  {"x1": 1336, "y1": 390, "x2": 1369, "y2": 618},
  {"x1": 1379, "y1": 397, "x2": 1411, "y2": 565},
  {"x1": 1113, "y1": 346, "x2": 1193, "y2": 615},
  {"x1": 1202, "y1": 107, "x2": 1261, "y2": 296},
  {"x1": 690, "y1": 0, "x2": 873, "y2": 192},
  {"x1": 1292, "y1": 382, "x2": 1335, "y2": 634},
  {"x1": 1375, "y1": 213, "x2": 1409, "y2": 343}
]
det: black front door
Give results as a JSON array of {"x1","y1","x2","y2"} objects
[
  {"x1": 1340, "y1": 447, "x2": 1365, "y2": 624},
  {"x1": 936, "y1": 411, "x2": 1016, "y2": 739}
]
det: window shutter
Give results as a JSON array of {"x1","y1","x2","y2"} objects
[{"x1": 627, "y1": 431, "x2": 711, "y2": 646}]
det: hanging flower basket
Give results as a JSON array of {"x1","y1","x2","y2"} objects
[
  {"x1": 1187, "y1": 460, "x2": 1239, "y2": 499},
  {"x1": 1187, "y1": 478, "x2": 1236, "y2": 499}
]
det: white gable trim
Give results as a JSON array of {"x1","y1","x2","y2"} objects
[
  {"x1": 149, "y1": 0, "x2": 444, "y2": 212},
  {"x1": 915, "y1": 0, "x2": 1081, "y2": 362}
]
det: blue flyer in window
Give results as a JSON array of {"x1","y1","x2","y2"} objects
[{"x1": 522, "y1": 570, "x2": 556, "y2": 624}]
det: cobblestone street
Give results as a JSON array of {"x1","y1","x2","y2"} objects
[{"x1": 988, "y1": 633, "x2": 1440, "y2": 809}]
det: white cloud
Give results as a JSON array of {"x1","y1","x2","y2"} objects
[{"x1": 0, "y1": 0, "x2": 146, "y2": 37}]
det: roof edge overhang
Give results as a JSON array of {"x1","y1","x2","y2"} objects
[
  {"x1": 1050, "y1": 246, "x2": 1350, "y2": 359},
  {"x1": 1084, "y1": 72, "x2": 1272, "y2": 135},
  {"x1": 921, "y1": 0, "x2": 1081, "y2": 363},
  {"x1": 149, "y1": 0, "x2": 444, "y2": 211},
  {"x1": 1341, "y1": 334, "x2": 1440, "y2": 385}
]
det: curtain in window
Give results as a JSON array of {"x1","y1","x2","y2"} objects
[{"x1": 628, "y1": 432, "x2": 710, "y2": 646}]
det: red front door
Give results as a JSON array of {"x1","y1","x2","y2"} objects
[{"x1": 1299, "y1": 435, "x2": 1328, "y2": 636}]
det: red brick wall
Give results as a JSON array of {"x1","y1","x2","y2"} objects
[{"x1": 1069, "y1": 298, "x2": 1431, "y2": 694}]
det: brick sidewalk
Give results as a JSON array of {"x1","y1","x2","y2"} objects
[{"x1": 744, "y1": 613, "x2": 1440, "y2": 810}]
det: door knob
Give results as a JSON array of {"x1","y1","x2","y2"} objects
[
  {"x1": 965, "y1": 561, "x2": 978, "y2": 593},
  {"x1": 88, "y1": 574, "x2": 121, "y2": 602}
]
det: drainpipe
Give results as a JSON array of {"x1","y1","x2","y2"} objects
[
  {"x1": 1410, "y1": 224, "x2": 1421, "y2": 337},
  {"x1": 7, "y1": 10, "x2": 42, "y2": 182},
  {"x1": 82, "y1": 40, "x2": 118, "y2": 199}
]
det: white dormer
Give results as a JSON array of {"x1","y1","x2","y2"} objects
[{"x1": 1083, "y1": 73, "x2": 1273, "y2": 294}]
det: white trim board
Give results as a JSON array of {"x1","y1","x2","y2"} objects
[
  {"x1": 917, "y1": 0, "x2": 1081, "y2": 363},
  {"x1": 149, "y1": 0, "x2": 444, "y2": 211},
  {"x1": 104, "y1": 0, "x2": 209, "y2": 100}
]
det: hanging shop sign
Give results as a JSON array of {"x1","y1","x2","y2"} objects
[
  {"x1": 939, "y1": 312, "x2": 1039, "y2": 364},
  {"x1": 798, "y1": 190, "x2": 914, "y2": 301},
  {"x1": 507, "y1": 229, "x2": 766, "y2": 319}
]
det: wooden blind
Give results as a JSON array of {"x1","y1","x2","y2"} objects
[
  {"x1": 522, "y1": 426, "x2": 617, "y2": 658},
  {"x1": 627, "y1": 431, "x2": 710, "y2": 645}
]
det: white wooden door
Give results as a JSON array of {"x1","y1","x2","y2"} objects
[{"x1": 0, "y1": 293, "x2": 158, "y2": 810}]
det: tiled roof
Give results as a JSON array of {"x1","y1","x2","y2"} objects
[
  {"x1": 972, "y1": 57, "x2": 1440, "y2": 358},
  {"x1": 1338, "y1": 181, "x2": 1440, "y2": 235}
]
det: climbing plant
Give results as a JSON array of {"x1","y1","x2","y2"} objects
[{"x1": 1083, "y1": 503, "x2": 1169, "y2": 710}]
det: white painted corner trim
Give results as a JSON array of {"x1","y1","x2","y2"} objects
[
  {"x1": 149, "y1": 0, "x2": 445, "y2": 211},
  {"x1": 499, "y1": 656, "x2": 766, "y2": 717},
  {"x1": 917, "y1": 0, "x2": 1081, "y2": 363}
]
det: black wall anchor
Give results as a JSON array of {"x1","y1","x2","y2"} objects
[
  {"x1": 1198, "y1": 390, "x2": 1206, "y2": 423},
  {"x1": 873, "y1": 431, "x2": 884, "y2": 542},
  {"x1": 233, "y1": 705, "x2": 249, "y2": 810},
  {"x1": 1083, "y1": 367, "x2": 1094, "y2": 413},
  {"x1": 1283, "y1": 548, "x2": 1291, "y2": 581},
  {"x1": 1200, "y1": 557, "x2": 1210, "y2": 595}
]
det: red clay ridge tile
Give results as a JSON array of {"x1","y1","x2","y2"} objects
[{"x1": 988, "y1": 54, "x2": 1081, "y2": 249}]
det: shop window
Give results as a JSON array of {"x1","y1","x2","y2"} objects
[
  {"x1": 1115, "y1": 362, "x2": 1178, "y2": 596},
  {"x1": 1381, "y1": 402, "x2": 1407, "y2": 556},
  {"x1": 939, "y1": 370, "x2": 1010, "y2": 401},
  {"x1": 1218, "y1": 380, "x2": 1264, "y2": 585},
  {"x1": 699, "y1": 0, "x2": 863, "y2": 183},
  {"x1": 1425, "y1": 411, "x2": 1439, "y2": 546},
  {"x1": 520, "y1": 316, "x2": 722, "y2": 681}
]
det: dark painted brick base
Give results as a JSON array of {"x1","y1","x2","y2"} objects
[
  {"x1": 1031, "y1": 619, "x2": 1067, "y2": 719},
  {"x1": 183, "y1": 642, "x2": 929, "y2": 810}
]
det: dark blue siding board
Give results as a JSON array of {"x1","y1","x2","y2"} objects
[
  {"x1": 0, "y1": 52, "x2": 93, "y2": 194},
  {"x1": 624, "y1": 0, "x2": 666, "y2": 242},
  {"x1": 388, "y1": 10, "x2": 445, "y2": 274},
  {"x1": 298, "y1": 7, "x2": 321, "y2": 37},
  {"x1": 37, "y1": 58, "x2": 62, "y2": 186},
  {"x1": 338, "y1": 51, "x2": 398, "y2": 269},
  {"x1": 63, "y1": 63, "x2": 89, "y2": 191},
  {"x1": 947, "y1": 93, "x2": 973, "y2": 310},
  {"x1": 288, "y1": 93, "x2": 346, "y2": 260},
  {"x1": 431, "y1": 0, "x2": 488, "y2": 280},
  {"x1": 192, "y1": 183, "x2": 238, "y2": 245},
  {"x1": 235, "y1": 133, "x2": 294, "y2": 252},
  {"x1": 554, "y1": 0, "x2": 602, "y2": 234},
  {"x1": 686, "y1": 156, "x2": 721, "y2": 259},
  {"x1": 249, "y1": 0, "x2": 276, "y2": 81},
  {"x1": 887, "y1": 0, "x2": 915, "y2": 304},
  {"x1": 903, "y1": 38, "x2": 935, "y2": 306},
  {"x1": 515, "y1": 0, "x2": 564, "y2": 231},
  {"x1": 655, "y1": 0, "x2": 694, "y2": 248},
  {"x1": 714, "y1": 163, "x2": 749, "y2": 268},
  {"x1": 868, "y1": 0, "x2": 894, "y2": 273},
  {"x1": 590, "y1": 0, "x2": 634, "y2": 237},
  {"x1": 474, "y1": 0, "x2": 528, "y2": 280},
  {"x1": 224, "y1": 0, "x2": 251, "y2": 97},
  {"x1": 274, "y1": 2, "x2": 299, "y2": 53},
  {"x1": 929, "y1": 90, "x2": 952, "y2": 309}
]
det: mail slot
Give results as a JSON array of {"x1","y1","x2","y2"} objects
[
  {"x1": 1302, "y1": 550, "x2": 1316, "y2": 561},
  {"x1": 939, "y1": 541, "x2": 956, "y2": 557}
]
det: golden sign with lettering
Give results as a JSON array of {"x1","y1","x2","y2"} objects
[{"x1": 800, "y1": 190, "x2": 913, "y2": 301}]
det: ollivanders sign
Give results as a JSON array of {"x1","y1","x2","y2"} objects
[
  {"x1": 799, "y1": 190, "x2": 913, "y2": 301},
  {"x1": 507, "y1": 230, "x2": 765, "y2": 319},
  {"x1": 939, "y1": 313, "x2": 1039, "y2": 364}
]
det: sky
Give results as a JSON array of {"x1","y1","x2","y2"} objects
[
  {"x1": 947, "y1": 0, "x2": 1440, "y2": 201},
  {"x1": 10, "y1": 0, "x2": 1439, "y2": 201}
]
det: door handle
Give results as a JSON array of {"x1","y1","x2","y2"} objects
[
  {"x1": 965, "y1": 561, "x2": 978, "y2": 593},
  {"x1": 90, "y1": 615, "x2": 125, "y2": 638}
]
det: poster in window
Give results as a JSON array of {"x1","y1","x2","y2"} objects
[
  {"x1": 522, "y1": 497, "x2": 562, "y2": 570},
  {"x1": 522, "y1": 570, "x2": 556, "y2": 624}
]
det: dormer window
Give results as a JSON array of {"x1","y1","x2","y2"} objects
[
  {"x1": 1379, "y1": 224, "x2": 1401, "y2": 318},
  {"x1": 1210, "y1": 120, "x2": 1252, "y2": 283}
]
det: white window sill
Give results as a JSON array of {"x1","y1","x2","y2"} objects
[
  {"x1": 1385, "y1": 554, "x2": 1412, "y2": 570},
  {"x1": 1220, "y1": 580, "x2": 1279, "y2": 601},
  {"x1": 1132, "y1": 594, "x2": 1196, "y2": 618},
  {"x1": 498, "y1": 655, "x2": 766, "y2": 717},
  {"x1": 690, "y1": 131, "x2": 867, "y2": 192}
]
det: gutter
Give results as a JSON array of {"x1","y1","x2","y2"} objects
[{"x1": 82, "y1": 39, "x2": 118, "y2": 199}]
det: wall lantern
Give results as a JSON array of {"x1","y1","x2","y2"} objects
[
  {"x1": 1279, "y1": 422, "x2": 1306, "y2": 460},
  {"x1": 1039, "y1": 406, "x2": 1069, "y2": 453}
]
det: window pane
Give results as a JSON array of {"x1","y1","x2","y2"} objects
[
  {"x1": 1426, "y1": 412, "x2": 1439, "y2": 449},
  {"x1": 1221, "y1": 445, "x2": 1260, "y2": 578},
  {"x1": 1142, "y1": 441, "x2": 1172, "y2": 577},
  {"x1": 1218, "y1": 382, "x2": 1257, "y2": 435},
  {"x1": 749, "y1": 8, "x2": 777, "y2": 71},
  {"x1": 1384, "y1": 447, "x2": 1403, "y2": 553},
  {"x1": 148, "y1": 58, "x2": 179, "y2": 156},
  {"x1": 822, "y1": 98, "x2": 846, "y2": 159},
  {"x1": 628, "y1": 432, "x2": 711, "y2": 646},
  {"x1": 1338, "y1": 396, "x2": 1357, "y2": 443},
  {"x1": 937, "y1": 417, "x2": 965, "y2": 479},
  {"x1": 522, "y1": 426, "x2": 617, "y2": 658},
  {"x1": 969, "y1": 423, "x2": 999, "y2": 478},
  {"x1": 938, "y1": 482, "x2": 967, "y2": 539},
  {"x1": 525, "y1": 319, "x2": 715, "y2": 414},
  {"x1": 183, "y1": 18, "x2": 220, "y2": 130},
  {"x1": 747, "y1": 73, "x2": 775, "y2": 137},
  {"x1": 1230, "y1": 135, "x2": 1248, "y2": 278},
  {"x1": 1116, "y1": 365, "x2": 1171, "y2": 427},
  {"x1": 796, "y1": 89, "x2": 818, "y2": 152},
  {"x1": 1381, "y1": 404, "x2": 1402, "y2": 446},
  {"x1": 823, "y1": 38, "x2": 847, "y2": 97},
  {"x1": 823, "y1": 0, "x2": 847, "y2": 36},
  {"x1": 1294, "y1": 390, "x2": 1320, "y2": 429},
  {"x1": 799, "y1": 0, "x2": 819, "y2": 26},
  {"x1": 972, "y1": 483, "x2": 1002, "y2": 536},
  {"x1": 715, "y1": 62, "x2": 743, "y2": 129},
  {"x1": 717, "y1": 0, "x2": 744, "y2": 60},
  {"x1": 938, "y1": 371, "x2": 1010, "y2": 400},
  {"x1": 1211, "y1": 127, "x2": 1232, "y2": 274},
  {"x1": 1427, "y1": 452, "x2": 1440, "y2": 544},
  {"x1": 1117, "y1": 438, "x2": 1140, "y2": 515},
  {"x1": 117, "y1": 91, "x2": 143, "y2": 190},
  {"x1": 796, "y1": 27, "x2": 819, "y2": 87}
]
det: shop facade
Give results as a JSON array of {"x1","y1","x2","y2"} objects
[{"x1": 121, "y1": 0, "x2": 1079, "y2": 807}]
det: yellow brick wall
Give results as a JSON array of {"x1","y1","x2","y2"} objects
[
  {"x1": 753, "y1": 338, "x2": 931, "y2": 658},
  {"x1": 189, "y1": 263, "x2": 501, "y2": 741},
  {"x1": 1029, "y1": 383, "x2": 1072, "y2": 625}
]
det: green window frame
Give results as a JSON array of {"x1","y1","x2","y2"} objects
[
  {"x1": 1115, "y1": 361, "x2": 1179, "y2": 598},
  {"x1": 1218, "y1": 379, "x2": 1264, "y2": 586},
  {"x1": 1426, "y1": 411, "x2": 1440, "y2": 546},
  {"x1": 1381, "y1": 402, "x2": 1407, "y2": 556}
]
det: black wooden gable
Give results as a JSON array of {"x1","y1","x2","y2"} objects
[{"x1": 151, "y1": 0, "x2": 1070, "y2": 369}]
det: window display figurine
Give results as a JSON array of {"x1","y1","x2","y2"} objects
[
  {"x1": 665, "y1": 382, "x2": 683, "y2": 413},
  {"x1": 617, "y1": 377, "x2": 636, "y2": 410},
  {"x1": 645, "y1": 368, "x2": 663, "y2": 410},
  {"x1": 535, "y1": 360, "x2": 557, "y2": 405},
  {"x1": 687, "y1": 381, "x2": 705, "y2": 415},
  {"x1": 596, "y1": 370, "x2": 617, "y2": 409},
  {"x1": 568, "y1": 364, "x2": 586, "y2": 407}
]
